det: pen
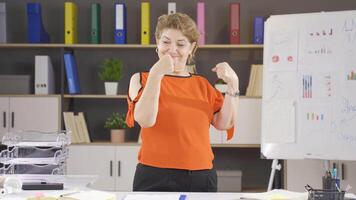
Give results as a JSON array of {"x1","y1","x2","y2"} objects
[
  {"x1": 310, "y1": 76, "x2": 312, "y2": 98},
  {"x1": 335, "y1": 183, "x2": 341, "y2": 192},
  {"x1": 60, "y1": 190, "x2": 80, "y2": 197}
]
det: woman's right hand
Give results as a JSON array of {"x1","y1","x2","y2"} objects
[{"x1": 149, "y1": 55, "x2": 174, "y2": 78}]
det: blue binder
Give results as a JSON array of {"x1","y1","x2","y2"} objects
[
  {"x1": 27, "y1": 3, "x2": 50, "y2": 43},
  {"x1": 64, "y1": 52, "x2": 81, "y2": 94},
  {"x1": 114, "y1": 3, "x2": 127, "y2": 44},
  {"x1": 253, "y1": 16, "x2": 264, "y2": 44}
]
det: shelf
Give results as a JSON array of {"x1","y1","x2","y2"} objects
[
  {"x1": 0, "y1": 43, "x2": 263, "y2": 49},
  {"x1": 0, "y1": 94, "x2": 61, "y2": 97},
  {"x1": 63, "y1": 94, "x2": 127, "y2": 99}
]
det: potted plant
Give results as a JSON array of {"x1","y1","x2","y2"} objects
[
  {"x1": 214, "y1": 79, "x2": 228, "y2": 93},
  {"x1": 104, "y1": 112, "x2": 127, "y2": 143},
  {"x1": 98, "y1": 58, "x2": 123, "y2": 95}
]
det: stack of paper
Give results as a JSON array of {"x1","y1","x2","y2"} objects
[
  {"x1": 59, "y1": 190, "x2": 115, "y2": 200},
  {"x1": 246, "y1": 64, "x2": 263, "y2": 97},
  {"x1": 123, "y1": 194, "x2": 186, "y2": 200},
  {"x1": 240, "y1": 189, "x2": 307, "y2": 200},
  {"x1": 63, "y1": 112, "x2": 90, "y2": 144}
]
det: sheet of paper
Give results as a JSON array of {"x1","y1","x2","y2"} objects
[
  {"x1": 240, "y1": 189, "x2": 307, "y2": 200},
  {"x1": 59, "y1": 190, "x2": 115, "y2": 200},
  {"x1": 123, "y1": 194, "x2": 183, "y2": 200},
  {"x1": 265, "y1": 26, "x2": 299, "y2": 72},
  {"x1": 263, "y1": 71, "x2": 298, "y2": 100},
  {"x1": 262, "y1": 99, "x2": 296, "y2": 143}
]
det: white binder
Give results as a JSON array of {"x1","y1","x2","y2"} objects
[
  {"x1": 168, "y1": 2, "x2": 176, "y2": 14},
  {"x1": 35, "y1": 55, "x2": 55, "y2": 94},
  {"x1": 0, "y1": 2, "x2": 6, "y2": 43}
]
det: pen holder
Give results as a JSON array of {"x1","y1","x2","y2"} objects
[
  {"x1": 306, "y1": 184, "x2": 345, "y2": 200},
  {"x1": 322, "y1": 176, "x2": 340, "y2": 190}
]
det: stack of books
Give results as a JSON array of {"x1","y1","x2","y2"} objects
[
  {"x1": 63, "y1": 112, "x2": 91, "y2": 143},
  {"x1": 246, "y1": 64, "x2": 263, "y2": 97}
]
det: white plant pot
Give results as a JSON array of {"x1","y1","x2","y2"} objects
[
  {"x1": 105, "y1": 82, "x2": 118, "y2": 95},
  {"x1": 215, "y1": 84, "x2": 228, "y2": 93}
]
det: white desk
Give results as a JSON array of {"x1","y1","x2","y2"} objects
[
  {"x1": 2, "y1": 191, "x2": 245, "y2": 200},
  {"x1": 4, "y1": 190, "x2": 356, "y2": 200},
  {"x1": 0, "y1": 190, "x2": 310, "y2": 200}
]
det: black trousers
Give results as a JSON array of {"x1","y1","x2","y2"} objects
[{"x1": 133, "y1": 163, "x2": 217, "y2": 192}]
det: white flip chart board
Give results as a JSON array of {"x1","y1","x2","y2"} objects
[{"x1": 261, "y1": 10, "x2": 356, "y2": 160}]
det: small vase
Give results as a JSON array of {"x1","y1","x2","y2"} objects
[
  {"x1": 110, "y1": 129, "x2": 125, "y2": 143},
  {"x1": 105, "y1": 82, "x2": 118, "y2": 95}
]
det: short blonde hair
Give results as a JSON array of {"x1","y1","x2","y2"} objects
[{"x1": 155, "y1": 13, "x2": 200, "y2": 65}]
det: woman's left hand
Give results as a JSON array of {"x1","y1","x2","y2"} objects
[{"x1": 212, "y1": 62, "x2": 239, "y2": 91}]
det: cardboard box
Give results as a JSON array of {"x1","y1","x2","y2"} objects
[
  {"x1": 0, "y1": 75, "x2": 32, "y2": 94},
  {"x1": 217, "y1": 170, "x2": 242, "y2": 192}
]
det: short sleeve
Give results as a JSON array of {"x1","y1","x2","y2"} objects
[
  {"x1": 125, "y1": 72, "x2": 148, "y2": 127},
  {"x1": 125, "y1": 88, "x2": 144, "y2": 127}
]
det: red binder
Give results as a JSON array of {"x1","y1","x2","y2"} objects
[{"x1": 230, "y1": 3, "x2": 240, "y2": 44}]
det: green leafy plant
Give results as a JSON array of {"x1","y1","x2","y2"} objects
[
  {"x1": 215, "y1": 79, "x2": 226, "y2": 84},
  {"x1": 104, "y1": 112, "x2": 127, "y2": 129},
  {"x1": 98, "y1": 58, "x2": 123, "y2": 82}
]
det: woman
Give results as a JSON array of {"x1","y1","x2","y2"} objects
[{"x1": 126, "y1": 13, "x2": 239, "y2": 192}]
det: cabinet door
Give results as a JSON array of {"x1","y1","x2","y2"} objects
[
  {"x1": 9, "y1": 97, "x2": 60, "y2": 132},
  {"x1": 67, "y1": 145, "x2": 116, "y2": 191},
  {"x1": 209, "y1": 126, "x2": 223, "y2": 144},
  {"x1": 115, "y1": 146, "x2": 140, "y2": 191},
  {"x1": 223, "y1": 98, "x2": 262, "y2": 144},
  {"x1": 0, "y1": 97, "x2": 9, "y2": 138},
  {"x1": 286, "y1": 160, "x2": 325, "y2": 192}
]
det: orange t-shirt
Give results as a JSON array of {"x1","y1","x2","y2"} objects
[{"x1": 126, "y1": 72, "x2": 234, "y2": 170}]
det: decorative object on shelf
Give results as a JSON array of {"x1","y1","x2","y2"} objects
[
  {"x1": 0, "y1": 2, "x2": 7, "y2": 43},
  {"x1": 168, "y1": 2, "x2": 176, "y2": 14},
  {"x1": 27, "y1": 3, "x2": 50, "y2": 43},
  {"x1": 35, "y1": 55, "x2": 55, "y2": 95},
  {"x1": 91, "y1": 3, "x2": 101, "y2": 44},
  {"x1": 0, "y1": 75, "x2": 32, "y2": 94},
  {"x1": 98, "y1": 58, "x2": 123, "y2": 95},
  {"x1": 253, "y1": 16, "x2": 265, "y2": 44},
  {"x1": 230, "y1": 3, "x2": 240, "y2": 44},
  {"x1": 64, "y1": 52, "x2": 81, "y2": 94},
  {"x1": 64, "y1": 2, "x2": 78, "y2": 44},
  {"x1": 197, "y1": 2, "x2": 205, "y2": 45},
  {"x1": 214, "y1": 79, "x2": 228, "y2": 93},
  {"x1": 246, "y1": 64, "x2": 263, "y2": 97},
  {"x1": 104, "y1": 112, "x2": 127, "y2": 143},
  {"x1": 141, "y1": 2, "x2": 150, "y2": 44},
  {"x1": 115, "y1": 3, "x2": 127, "y2": 44},
  {"x1": 63, "y1": 112, "x2": 91, "y2": 144}
]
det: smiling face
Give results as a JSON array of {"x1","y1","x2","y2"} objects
[{"x1": 156, "y1": 29, "x2": 196, "y2": 74}]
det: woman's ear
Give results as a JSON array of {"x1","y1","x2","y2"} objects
[{"x1": 190, "y1": 42, "x2": 197, "y2": 54}]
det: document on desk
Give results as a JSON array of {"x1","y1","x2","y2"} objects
[
  {"x1": 123, "y1": 194, "x2": 186, "y2": 200},
  {"x1": 59, "y1": 190, "x2": 115, "y2": 200},
  {"x1": 240, "y1": 189, "x2": 307, "y2": 200}
]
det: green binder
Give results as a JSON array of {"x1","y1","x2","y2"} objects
[{"x1": 91, "y1": 3, "x2": 101, "y2": 44}]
